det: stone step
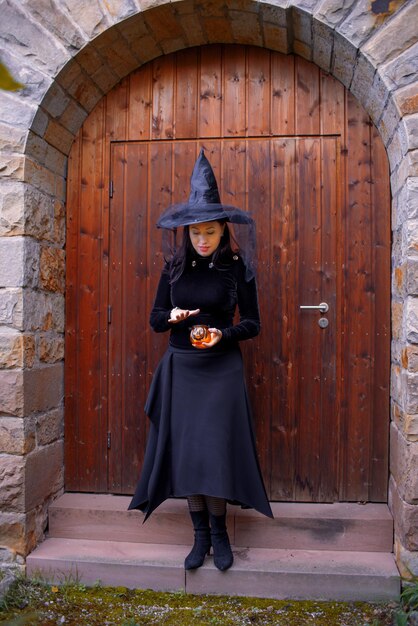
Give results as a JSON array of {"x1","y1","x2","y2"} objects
[
  {"x1": 48, "y1": 493, "x2": 394, "y2": 552},
  {"x1": 26, "y1": 537, "x2": 400, "y2": 602}
]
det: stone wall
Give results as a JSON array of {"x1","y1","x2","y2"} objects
[{"x1": 0, "y1": 0, "x2": 417, "y2": 578}]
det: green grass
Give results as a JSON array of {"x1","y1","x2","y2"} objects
[{"x1": 0, "y1": 576, "x2": 400, "y2": 625}]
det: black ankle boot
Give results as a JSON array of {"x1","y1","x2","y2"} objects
[
  {"x1": 209, "y1": 513, "x2": 233, "y2": 571},
  {"x1": 184, "y1": 510, "x2": 211, "y2": 570}
]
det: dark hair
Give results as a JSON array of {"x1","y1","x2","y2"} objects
[{"x1": 169, "y1": 220, "x2": 238, "y2": 283}]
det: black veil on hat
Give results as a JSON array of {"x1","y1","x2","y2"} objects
[{"x1": 157, "y1": 149, "x2": 256, "y2": 280}]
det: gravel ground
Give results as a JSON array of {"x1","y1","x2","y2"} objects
[{"x1": 0, "y1": 578, "x2": 400, "y2": 625}]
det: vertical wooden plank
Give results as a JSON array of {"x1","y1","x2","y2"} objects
[
  {"x1": 65, "y1": 129, "x2": 81, "y2": 491},
  {"x1": 370, "y1": 127, "x2": 391, "y2": 501},
  {"x1": 173, "y1": 140, "x2": 198, "y2": 204},
  {"x1": 295, "y1": 56, "x2": 320, "y2": 135},
  {"x1": 270, "y1": 138, "x2": 297, "y2": 500},
  {"x1": 147, "y1": 142, "x2": 173, "y2": 378},
  {"x1": 77, "y1": 100, "x2": 107, "y2": 492},
  {"x1": 247, "y1": 47, "x2": 271, "y2": 136},
  {"x1": 123, "y1": 143, "x2": 150, "y2": 491},
  {"x1": 294, "y1": 137, "x2": 323, "y2": 501},
  {"x1": 244, "y1": 139, "x2": 272, "y2": 488},
  {"x1": 223, "y1": 45, "x2": 247, "y2": 136},
  {"x1": 318, "y1": 136, "x2": 339, "y2": 500},
  {"x1": 271, "y1": 53, "x2": 295, "y2": 135},
  {"x1": 152, "y1": 55, "x2": 175, "y2": 140},
  {"x1": 174, "y1": 48, "x2": 198, "y2": 139},
  {"x1": 128, "y1": 64, "x2": 152, "y2": 140},
  {"x1": 108, "y1": 143, "x2": 125, "y2": 492},
  {"x1": 342, "y1": 93, "x2": 373, "y2": 501},
  {"x1": 221, "y1": 139, "x2": 247, "y2": 210},
  {"x1": 320, "y1": 71, "x2": 345, "y2": 135},
  {"x1": 199, "y1": 45, "x2": 222, "y2": 138}
]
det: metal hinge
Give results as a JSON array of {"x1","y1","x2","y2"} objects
[
  {"x1": 107, "y1": 432, "x2": 111, "y2": 449},
  {"x1": 108, "y1": 305, "x2": 112, "y2": 324},
  {"x1": 109, "y1": 180, "x2": 114, "y2": 198}
]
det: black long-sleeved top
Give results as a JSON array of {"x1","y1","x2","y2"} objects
[{"x1": 150, "y1": 255, "x2": 260, "y2": 350}]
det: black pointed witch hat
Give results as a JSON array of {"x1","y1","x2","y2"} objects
[{"x1": 156, "y1": 149, "x2": 254, "y2": 229}]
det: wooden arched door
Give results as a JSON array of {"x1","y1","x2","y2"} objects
[{"x1": 65, "y1": 45, "x2": 390, "y2": 503}]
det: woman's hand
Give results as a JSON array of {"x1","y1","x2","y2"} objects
[
  {"x1": 199, "y1": 328, "x2": 222, "y2": 348},
  {"x1": 168, "y1": 307, "x2": 200, "y2": 323}
]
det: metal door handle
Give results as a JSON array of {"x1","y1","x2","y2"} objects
[{"x1": 299, "y1": 302, "x2": 329, "y2": 313}]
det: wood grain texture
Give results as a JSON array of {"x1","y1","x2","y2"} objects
[{"x1": 65, "y1": 45, "x2": 391, "y2": 503}]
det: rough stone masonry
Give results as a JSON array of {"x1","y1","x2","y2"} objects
[{"x1": 0, "y1": 0, "x2": 417, "y2": 579}]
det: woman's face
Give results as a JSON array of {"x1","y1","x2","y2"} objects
[{"x1": 189, "y1": 221, "x2": 225, "y2": 257}]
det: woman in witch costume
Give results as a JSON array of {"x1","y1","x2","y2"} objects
[{"x1": 129, "y1": 149, "x2": 273, "y2": 571}]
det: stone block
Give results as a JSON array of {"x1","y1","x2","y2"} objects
[
  {"x1": 0, "y1": 455, "x2": 25, "y2": 513},
  {"x1": 350, "y1": 53, "x2": 375, "y2": 110},
  {"x1": 0, "y1": 47, "x2": 53, "y2": 104},
  {"x1": 30, "y1": 108, "x2": 49, "y2": 138},
  {"x1": 39, "y1": 246, "x2": 65, "y2": 293},
  {"x1": 57, "y1": 61, "x2": 104, "y2": 113},
  {"x1": 0, "y1": 512, "x2": 27, "y2": 556},
  {"x1": 23, "y1": 290, "x2": 64, "y2": 333},
  {"x1": 387, "y1": 131, "x2": 404, "y2": 175},
  {"x1": 362, "y1": 1, "x2": 418, "y2": 67},
  {"x1": 41, "y1": 82, "x2": 71, "y2": 120},
  {"x1": 0, "y1": 154, "x2": 25, "y2": 181},
  {"x1": 0, "y1": 182, "x2": 25, "y2": 236},
  {"x1": 391, "y1": 402, "x2": 418, "y2": 442},
  {"x1": 292, "y1": 7, "x2": 312, "y2": 47},
  {"x1": 312, "y1": 24, "x2": 333, "y2": 72},
  {"x1": 102, "y1": 0, "x2": 139, "y2": 21},
  {"x1": 401, "y1": 369, "x2": 418, "y2": 415},
  {"x1": 25, "y1": 441, "x2": 64, "y2": 511},
  {"x1": 57, "y1": 100, "x2": 88, "y2": 136},
  {"x1": 0, "y1": 417, "x2": 35, "y2": 455},
  {"x1": 364, "y1": 71, "x2": 389, "y2": 126},
  {"x1": 389, "y1": 477, "x2": 418, "y2": 552},
  {"x1": 402, "y1": 345, "x2": 418, "y2": 374},
  {"x1": 0, "y1": 92, "x2": 36, "y2": 130},
  {"x1": 378, "y1": 98, "x2": 401, "y2": 146},
  {"x1": 22, "y1": 184, "x2": 56, "y2": 242},
  {"x1": 392, "y1": 301, "x2": 403, "y2": 342},
  {"x1": 23, "y1": 364, "x2": 64, "y2": 415},
  {"x1": 179, "y1": 13, "x2": 205, "y2": 47},
  {"x1": 94, "y1": 38, "x2": 140, "y2": 80},
  {"x1": 61, "y1": 0, "x2": 111, "y2": 39},
  {"x1": 395, "y1": 537, "x2": 418, "y2": 579},
  {"x1": 160, "y1": 37, "x2": 187, "y2": 55},
  {"x1": 0, "y1": 237, "x2": 39, "y2": 289},
  {"x1": 331, "y1": 32, "x2": 357, "y2": 89},
  {"x1": 21, "y1": 0, "x2": 87, "y2": 50},
  {"x1": 263, "y1": 23, "x2": 289, "y2": 54},
  {"x1": 144, "y1": 4, "x2": 184, "y2": 40},
  {"x1": 229, "y1": 11, "x2": 263, "y2": 45},
  {"x1": 36, "y1": 408, "x2": 64, "y2": 446},
  {"x1": 44, "y1": 119, "x2": 75, "y2": 155},
  {"x1": 402, "y1": 219, "x2": 418, "y2": 259},
  {"x1": 53, "y1": 200, "x2": 66, "y2": 246},
  {"x1": 0, "y1": 0, "x2": 69, "y2": 75},
  {"x1": 24, "y1": 159, "x2": 56, "y2": 198},
  {"x1": 0, "y1": 370, "x2": 24, "y2": 417},
  {"x1": 0, "y1": 330, "x2": 35, "y2": 369},
  {"x1": 25, "y1": 132, "x2": 49, "y2": 165},
  {"x1": 0, "y1": 122, "x2": 27, "y2": 153},
  {"x1": 394, "y1": 81, "x2": 418, "y2": 117},
  {"x1": 390, "y1": 422, "x2": 418, "y2": 504},
  {"x1": 260, "y1": 3, "x2": 287, "y2": 27},
  {"x1": 314, "y1": 0, "x2": 357, "y2": 29},
  {"x1": 380, "y1": 41, "x2": 418, "y2": 93},
  {"x1": 403, "y1": 114, "x2": 418, "y2": 152},
  {"x1": 340, "y1": 0, "x2": 405, "y2": 51},
  {"x1": 405, "y1": 257, "x2": 418, "y2": 296},
  {"x1": 202, "y1": 17, "x2": 234, "y2": 43},
  {"x1": 38, "y1": 333, "x2": 65, "y2": 363}
]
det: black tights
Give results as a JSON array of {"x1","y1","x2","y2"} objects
[{"x1": 187, "y1": 495, "x2": 226, "y2": 516}]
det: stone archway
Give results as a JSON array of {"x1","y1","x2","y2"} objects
[{"x1": 0, "y1": 0, "x2": 417, "y2": 579}]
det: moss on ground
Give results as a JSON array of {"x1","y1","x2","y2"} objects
[{"x1": 0, "y1": 577, "x2": 397, "y2": 625}]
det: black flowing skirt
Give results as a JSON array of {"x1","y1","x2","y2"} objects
[{"x1": 128, "y1": 345, "x2": 273, "y2": 520}]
